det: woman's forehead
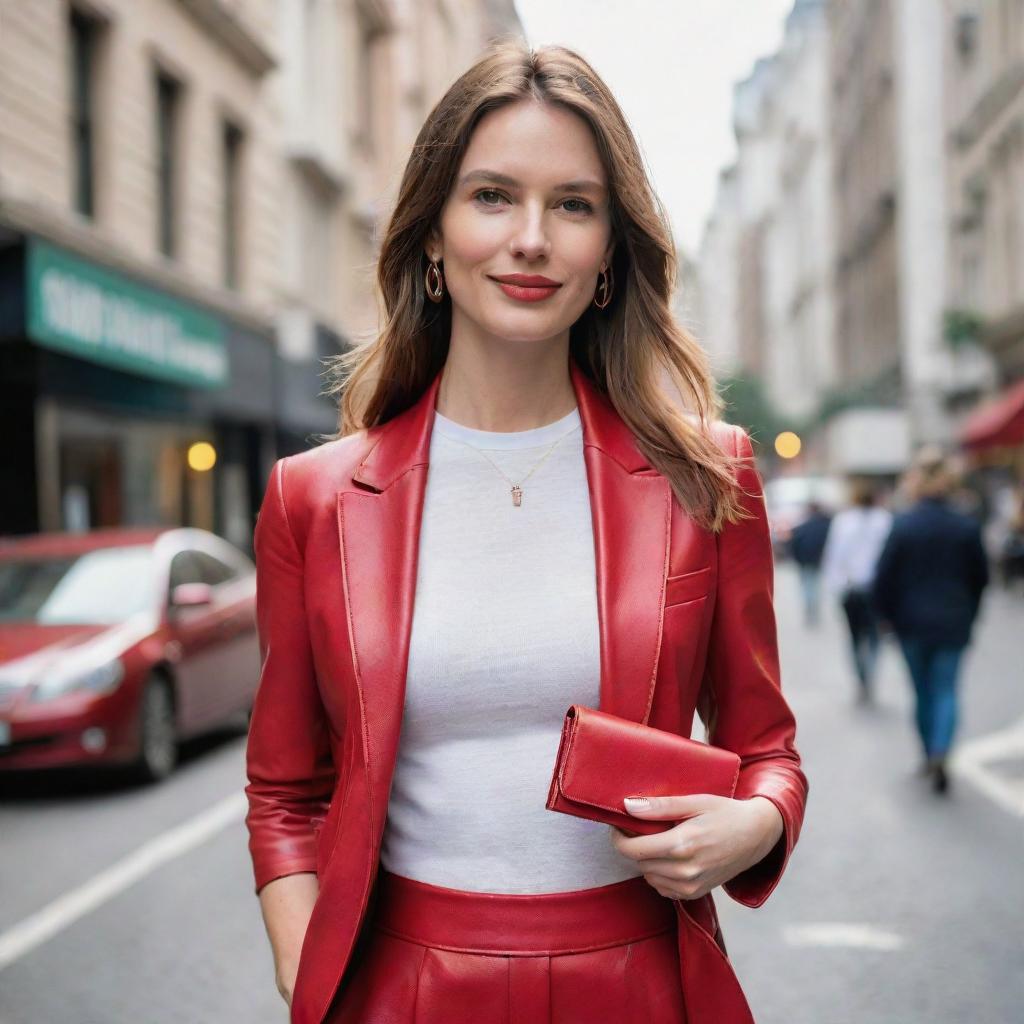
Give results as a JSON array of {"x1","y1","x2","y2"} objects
[{"x1": 458, "y1": 102, "x2": 606, "y2": 187}]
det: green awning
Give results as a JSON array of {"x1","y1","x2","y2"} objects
[{"x1": 25, "y1": 238, "x2": 228, "y2": 389}]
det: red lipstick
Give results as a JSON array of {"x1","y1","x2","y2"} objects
[{"x1": 489, "y1": 273, "x2": 562, "y2": 303}]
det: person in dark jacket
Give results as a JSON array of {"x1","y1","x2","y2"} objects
[
  {"x1": 872, "y1": 447, "x2": 990, "y2": 794},
  {"x1": 788, "y1": 501, "x2": 832, "y2": 627}
]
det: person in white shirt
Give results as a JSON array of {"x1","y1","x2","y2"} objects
[{"x1": 821, "y1": 480, "x2": 893, "y2": 701}]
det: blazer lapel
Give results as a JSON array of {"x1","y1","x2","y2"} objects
[
  {"x1": 570, "y1": 359, "x2": 672, "y2": 724},
  {"x1": 337, "y1": 357, "x2": 672, "y2": 833},
  {"x1": 338, "y1": 370, "x2": 440, "y2": 840}
]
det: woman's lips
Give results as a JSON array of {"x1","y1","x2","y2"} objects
[{"x1": 490, "y1": 278, "x2": 561, "y2": 303}]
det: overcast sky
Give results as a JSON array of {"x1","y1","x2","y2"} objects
[{"x1": 513, "y1": 0, "x2": 794, "y2": 254}]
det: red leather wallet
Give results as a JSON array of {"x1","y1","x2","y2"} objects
[{"x1": 545, "y1": 705, "x2": 742, "y2": 836}]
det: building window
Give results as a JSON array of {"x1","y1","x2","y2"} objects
[
  {"x1": 954, "y1": 13, "x2": 978, "y2": 64},
  {"x1": 156, "y1": 70, "x2": 182, "y2": 258},
  {"x1": 222, "y1": 121, "x2": 244, "y2": 289},
  {"x1": 356, "y1": 14, "x2": 381, "y2": 153},
  {"x1": 69, "y1": 8, "x2": 99, "y2": 217}
]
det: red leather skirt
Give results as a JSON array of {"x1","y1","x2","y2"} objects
[{"x1": 326, "y1": 868, "x2": 687, "y2": 1023}]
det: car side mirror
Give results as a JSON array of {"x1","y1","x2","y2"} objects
[{"x1": 169, "y1": 582, "x2": 213, "y2": 610}]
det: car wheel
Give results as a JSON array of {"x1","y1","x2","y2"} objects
[{"x1": 132, "y1": 675, "x2": 178, "y2": 783}]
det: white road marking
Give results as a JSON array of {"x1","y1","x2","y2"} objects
[
  {"x1": 782, "y1": 923, "x2": 906, "y2": 951},
  {"x1": 0, "y1": 791, "x2": 246, "y2": 972},
  {"x1": 952, "y1": 716, "x2": 1024, "y2": 818}
]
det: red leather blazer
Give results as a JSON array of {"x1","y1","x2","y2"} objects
[{"x1": 244, "y1": 358, "x2": 809, "y2": 1024}]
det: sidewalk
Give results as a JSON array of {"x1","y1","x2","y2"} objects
[{"x1": 715, "y1": 561, "x2": 1024, "y2": 1024}]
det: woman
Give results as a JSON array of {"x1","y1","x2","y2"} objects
[
  {"x1": 245, "y1": 42, "x2": 808, "y2": 1024},
  {"x1": 872, "y1": 447, "x2": 989, "y2": 793},
  {"x1": 820, "y1": 480, "x2": 892, "y2": 702}
]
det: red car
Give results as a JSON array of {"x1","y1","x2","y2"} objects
[{"x1": 0, "y1": 527, "x2": 259, "y2": 781}]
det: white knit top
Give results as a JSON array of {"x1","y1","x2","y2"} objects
[{"x1": 378, "y1": 406, "x2": 643, "y2": 893}]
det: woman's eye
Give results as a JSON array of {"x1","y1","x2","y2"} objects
[
  {"x1": 561, "y1": 198, "x2": 593, "y2": 214},
  {"x1": 474, "y1": 189, "x2": 507, "y2": 206}
]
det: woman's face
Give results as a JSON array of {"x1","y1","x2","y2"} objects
[{"x1": 429, "y1": 100, "x2": 615, "y2": 347}]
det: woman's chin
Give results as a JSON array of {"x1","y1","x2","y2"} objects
[{"x1": 478, "y1": 313, "x2": 578, "y2": 347}]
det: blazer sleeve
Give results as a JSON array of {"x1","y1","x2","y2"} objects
[
  {"x1": 699, "y1": 426, "x2": 809, "y2": 908},
  {"x1": 244, "y1": 457, "x2": 337, "y2": 894}
]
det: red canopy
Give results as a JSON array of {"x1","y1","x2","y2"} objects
[{"x1": 960, "y1": 377, "x2": 1024, "y2": 451}]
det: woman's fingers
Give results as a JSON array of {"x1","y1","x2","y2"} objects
[{"x1": 610, "y1": 820, "x2": 702, "y2": 861}]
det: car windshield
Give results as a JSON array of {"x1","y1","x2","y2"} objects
[{"x1": 0, "y1": 546, "x2": 155, "y2": 625}]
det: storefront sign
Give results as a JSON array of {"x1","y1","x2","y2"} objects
[{"x1": 26, "y1": 239, "x2": 228, "y2": 388}]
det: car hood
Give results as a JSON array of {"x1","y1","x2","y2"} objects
[
  {"x1": 0, "y1": 623, "x2": 109, "y2": 667},
  {"x1": 0, "y1": 614, "x2": 158, "y2": 701}
]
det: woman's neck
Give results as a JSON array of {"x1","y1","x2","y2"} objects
[{"x1": 436, "y1": 339, "x2": 577, "y2": 432}]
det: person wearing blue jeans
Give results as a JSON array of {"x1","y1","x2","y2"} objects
[
  {"x1": 873, "y1": 448, "x2": 989, "y2": 794},
  {"x1": 896, "y1": 639, "x2": 963, "y2": 773}
]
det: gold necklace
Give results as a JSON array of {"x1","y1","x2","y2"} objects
[{"x1": 444, "y1": 423, "x2": 580, "y2": 507}]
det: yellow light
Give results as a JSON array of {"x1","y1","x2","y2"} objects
[
  {"x1": 775, "y1": 431, "x2": 802, "y2": 459},
  {"x1": 187, "y1": 441, "x2": 217, "y2": 472}
]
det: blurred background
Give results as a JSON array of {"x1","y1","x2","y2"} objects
[{"x1": 0, "y1": 1, "x2": 1021, "y2": 1022}]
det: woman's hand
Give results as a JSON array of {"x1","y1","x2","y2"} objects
[
  {"x1": 275, "y1": 962, "x2": 297, "y2": 1008},
  {"x1": 610, "y1": 794, "x2": 784, "y2": 901},
  {"x1": 257, "y1": 872, "x2": 319, "y2": 1010}
]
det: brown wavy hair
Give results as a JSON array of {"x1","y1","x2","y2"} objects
[{"x1": 324, "y1": 40, "x2": 749, "y2": 532}]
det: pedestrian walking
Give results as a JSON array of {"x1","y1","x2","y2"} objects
[
  {"x1": 872, "y1": 447, "x2": 990, "y2": 794},
  {"x1": 788, "y1": 500, "x2": 832, "y2": 627},
  {"x1": 243, "y1": 42, "x2": 807, "y2": 1024},
  {"x1": 821, "y1": 480, "x2": 892, "y2": 701},
  {"x1": 996, "y1": 482, "x2": 1024, "y2": 589}
]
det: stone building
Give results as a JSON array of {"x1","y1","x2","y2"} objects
[
  {"x1": 699, "y1": 0, "x2": 989, "y2": 476},
  {"x1": 763, "y1": 0, "x2": 837, "y2": 425},
  {"x1": 698, "y1": 2, "x2": 841, "y2": 463},
  {"x1": 827, "y1": 0, "x2": 963, "y2": 460},
  {"x1": 945, "y1": 0, "x2": 1024, "y2": 461},
  {"x1": 0, "y1": 0, "x2": 521, "y2": 539},
  {"x1": 697, "y1": 165, "x2": 743, "y2": 379},
  {"x1": 827, "y1": 0, "x2": 902, "y2": 400},
  {"x1": 0, "y1": 0, "x2": 284, "y2": 542},
  {"x1": 274, "y1": 0, "x2": 522, "y2": 453}
]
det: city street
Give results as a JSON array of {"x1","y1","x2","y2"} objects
[{"x1": 1, "y1": 562, "x2": 1022, "y2": 1024}]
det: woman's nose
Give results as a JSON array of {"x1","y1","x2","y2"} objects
[{"x1": 508, "y1": 206, "x2": 551, "y2": 260}]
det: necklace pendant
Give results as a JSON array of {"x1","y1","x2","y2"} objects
[{"x1": 511, "y1": 485, "x2": 523, "y2": 507}]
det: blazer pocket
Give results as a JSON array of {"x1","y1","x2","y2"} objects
[{"x1": 664, "y1": 566, "x2": 712, "y2": 608}]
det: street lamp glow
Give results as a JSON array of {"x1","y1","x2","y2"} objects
[
  {"x1": 187, "y1": 441, "x2": 217, "y2": 472},
  {"x1": 774, "y1": 431, "x2": 802, "y2": 459}
]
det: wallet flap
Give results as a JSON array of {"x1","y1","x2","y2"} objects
[{"x1": 556, "y1": 705, "x2": 740, "y2": 816}]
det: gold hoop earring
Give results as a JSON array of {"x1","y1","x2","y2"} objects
[
  {"x1": 425, "y1": 259, "x2": 445, "y2": 303},
  {"x1": 593, "y1": 264, "x2": 614, "y2": 309}
]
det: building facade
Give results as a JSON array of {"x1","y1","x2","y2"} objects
[
  {"x1": 0, "y1": 0, "x2": 522, "y2": 540},
  {"x1": 0, "y1": 0, "x2": 283, "y2": 545},
  {"x1": 763, "y1": 0, "x2": 837, "y2": 425},
  {"x1": 273, "y1": 0, "x2": 522, "y2": 454},
  {"x1": 945, "y1": 0, "x2": 1024, "y2": 470},
  {"x1": 946, "y1": 0, "x2": 1024, "y2": 383},
  {"x1": 827, "y1": 0, "x2": 902, "y2": 400},
  {"x1": 698, "y1": 1, "x2": 843, "y2": 466},
  {"x1": 696, "y1": 166, "x2": 743, "y2": 379},
  {"x1": 697, "y1": 0, "x2": 1000, "y2": 476}
]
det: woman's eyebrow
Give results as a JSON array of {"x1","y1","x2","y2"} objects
[{"x1": 457, "y1": 169, "x2": 606, "y2": 195}]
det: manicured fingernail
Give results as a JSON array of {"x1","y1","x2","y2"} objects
[{"x1": 624, "y1": 796, "x2": 650, "y2": 807}]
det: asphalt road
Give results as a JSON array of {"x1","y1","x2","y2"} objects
[
  {"x1": 720, "y1": 563, "x2": 1024, "y2": 1024},
  {"x1": 1, "y1": 563, "x2": 1021, "y2": 1024}
]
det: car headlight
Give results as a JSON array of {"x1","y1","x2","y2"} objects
[{"x1": 30, "y1": 659, "x2": 126, "y2": 702}]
